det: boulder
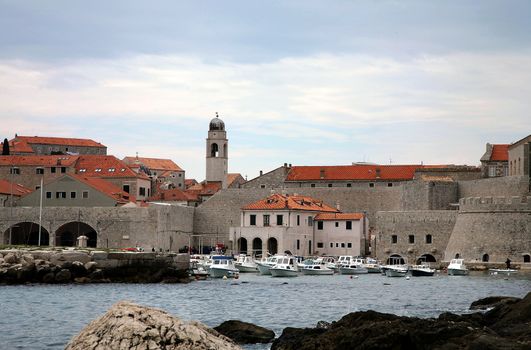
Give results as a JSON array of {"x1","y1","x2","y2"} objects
[
  {"x1": 69, "y1": 261, "x2": 87, "y2": 277},
  {"x1": 84, "y1": 261, "x2": 98, "y2": 273},
  {"x1": 55, "y1": 269, "x2": 72, "y2": 283},
  {"x1": 50, "y1": 251, "x2": 91, "y2": 266},
  {"x1": 214, "y1": 320, "x2": 275, "y2": 344},
  {"x1": 65, "y1": 301, "x2": 241, "y2": 350},
  {"x1": 470, "y1": 296, "x2": 521, "y2": 310},
  {"x1": 4, "y1": 253, "x2": 17, "y2": 264},
  {"x1": 42, "y1": 272, "x2": 55, "y2": 283}
]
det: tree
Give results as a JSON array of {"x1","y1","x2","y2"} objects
[{"x1": 2, "y1": 138, "x2": 9, "y2": 155}]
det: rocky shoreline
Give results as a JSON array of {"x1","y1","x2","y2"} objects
[
  {"x1": 0, "y1": 249, "x2": 190, "y2": 284},
  {"x1": 65, "y1": 293, "x2": 531, "y2": 349}
]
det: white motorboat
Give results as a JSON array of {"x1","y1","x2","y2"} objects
[
  {"x1": 336, "y1": 255, "x2": 354, "y2": 269},
  {"x1": 363, "y1": 258, "x2": 382, "y2": 273},
  {"x1": 208, "y1": 256, "x2": 240, "y2": 278},
  {"x1": 256, "y1": 255, "x2": 281, "y2": 275},
  {"x1": 270, "y1": 256, "x2": 298, "y2": 277},
  {"x1": 301, "y1": 260, "x2": 335, "y2": 275},
  {"x1": 410, "y1": 264, "x2": 435, "y2": 277},
  {"x1": 447, "y1": 259, "x2": 469, "y2": 276},
  {"x1": 385, "y1": 265, "x2": 408, "y2": 277},
  {"x1": 489, "y1": 268, "x2": 518, "y2": 275},
  {"x1": 234, "y1": 254, "x2": 258, "y2": 272},
  {"x1": 314, "y1": 256, "x2": 337, "y2": 270},
  {"x1": 339, "y1": 263, "x2": 368, "y2": 274}
]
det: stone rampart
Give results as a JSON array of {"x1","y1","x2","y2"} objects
[
  {"x1": 458, "y1": 196, "x2": 531, "y2": 212},
  {"x1": 457, "y1": 175, "x2": 530, "y2": 199}
]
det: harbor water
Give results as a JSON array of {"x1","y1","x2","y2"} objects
[{"x1": 1, "y1": 271, "x2": 530, "y2": 350}]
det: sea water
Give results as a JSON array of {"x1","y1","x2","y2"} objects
[{"x1": 1, "y1": 271, "x2": 530, "y2": 350}]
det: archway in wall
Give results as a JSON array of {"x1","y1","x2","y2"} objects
[
  {"x1": 3, "y1": 222, "x2": 49, "y2": 246},
  {"x1": 55, "y1": 222, "x2": 98, "y2": 247},
  {"x1": 387, "y1": 254, "x2": 405, "y2": 265},
  {"x1": 267, "y1": 237, "x2": 278, "y2": 255},
  {"x1": 237, "y1": 237, "x2": 248, "y2": 255},
  {"x1": 482, "y1": 254, "x2": 489, "y2": 262},
  {"x1": 455, "y1": 253, "x2": 460, "y2": 259},
  {"x1": 416, "y1": 254, "x2": 437, "y2": 264},
  {"x1": 252, "y1": 238, "x2": 263, "y2": 258},
  {"x1": 524, "y1": 254, "x2": 530, "y2": 263}
]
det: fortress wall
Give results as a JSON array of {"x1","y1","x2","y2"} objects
[
  {"x1": 401, "y1": 180, "x2": 458, "y2": 210},
  {"x1": 374, "y1": 211, "x2": 457, "y2": 265},
  {"x1": 445, "y1": 196, "x2": 531, "y2": 263},
  {"x1": 457, "y1": 175, "x2": 529, "y2": 199}
]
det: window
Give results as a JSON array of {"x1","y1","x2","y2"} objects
[
  {"x1": 346, "y1": 221, "x2": 352, "y2": 230},
  {"x1": 392, "y1": 235, "x2": 398, "y2": 244},
  {"x1": 276, "y1": 215, "x2": 283, "y2": 225},
  {"x1": 347, "y1": 243, "x2": 352, "y2": 248},
  {"x1": 409, "y1": 235, "x2": 415, "y2": 244},
  {"x1": 82, "y1": 191, "x2": 89, "y2": 199},
  {"x1": 55, "y1": 191, "x2": 66, "y2": 199},
  {"x1": 35, "y1": 186, "x2": 40, "y2": 190},
  {"x1": 263, "y1": 215, "x2": 270, "y2": 226},
  {"x1": 524, "y1": 254, "x2": 530, "y2": 263},
  {"x1": 341, "y1": 243, "x2": 345, "y2": 248},
  {"x1": 51, "y1": 167, "x2": 56, "y2": 173},
  {"x1": 260, "y1": 184, "x2": 266, "y2": 189},
  {"x1": 250, "y1": 215, "x2": 256, "y2": 226},
  {"x1": 330, "y1": 242, "x2": 333, "y2": 248},
  {"x1": 108, "y1": 168, "x2": 115, "y2": 172},
  {"x1": 488, "y1": 166, "x2": 496, "y2": 177},
  {"x1": 95, "y1": 168, "x2": 102, "y2": 172},
  {"x1": 123, "y1": 185, "x2": 130, "y2": 193},
  {"x1": 310, "y1": 183, "x2": 316, "y2": 188},
  {"x1": 317, "y1": 221, "x2": 323, "y2": 230},
  {"x1": 139, "y1": 187, "x2": 146, "y2": 196},
  {"x1": 178, "y1": 173, "x2": 182, "y2": 177},
  {"x1": 297, "y1": 240, "x2": 300, "y2": 250},
  {"x1": 61, "y1": 167, "x2": 66, "y2": 173},
  {"x1": 36, "y1": 168, "x2": 44, "y2": 174},
  {"x1": 297, "y1": 215, "x2": 300, "y2": 226},
  {"x1": 46, "y1": 191, "x2": 52, "y2": 199},
  {"x1": 70, "y1": 192, "x2": 76, "y2": 199},
  {"x1": 346, "y1": 183, "x2": 352, "y2": 187},
  {"x1": 335, "y1": 243, "x2": 339, "y2": 248},
  {"x1": 369, "y1": 183, "x2": 374, "y2": 188},
  {"x1": 79, "y1": 168, "x2": 86, "y2": 173},
  {"x1": 10, "y1": 167, "x2": 20, "y2": 175},
  {"x1": 317, "y1": 242, "x2": 324, "y2": 248},
  {"x1": 388, "y1": 183, "x2": 393, "y2": 187},
  {"x1": 426, "y1": 234, "x2": 432, "y2": 244},
  {"x1": 335, "y1": 222, "x2": 339, "y2": 227},
  {"x1": 308, "y1": 216, "x2": 313, "y2": 226},
  {"x1": 328, "y1": 184, "x2": 332, "y2": 188}
]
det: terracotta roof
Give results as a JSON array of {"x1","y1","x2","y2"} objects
[
  {"x1": 187, "y1": 181, "x2": 222, "y2": 196},
  {"x1": 285, "y1": 165, "x2": 450, "y2": 181},
  {"x1": 70, "y1": 174, "x2": 136, "y2": 204},
  {"x1": 490, "y1": 144, "x2": 509, "y2": 161},
  {"x1": 75, "y1": 155, "x2": 150, "y2": 180},
  {"x1": 0, "y1": 179, "x2": 32, "y2": 196},
  {"x1": 13, "y1": 136, "x2": 105, "y2": 148},
  {"x1": 314, "y1": 213, "x2": 364, "y2": 221},
  {"x1": 227, "y1": 173, "x2": 244, "y2": 186},
  {"x1": 0, "y1": 155, "x2": 79, "y2": 166},
  {"x1": 123, "y1": 156, "x2": 183, "y2": 172},
  {"x1": 184, "y1": 179, "x2": 198, "y2": 188},
  {"x1": 242, "y1": 194, "x2": 338, "y2": 212},
  {"x1": 1, "y1": 139, "x2": 34, "y2": 154},
  {"x1": 149, "y1": 188, "x2": 198, "y2": 202}
]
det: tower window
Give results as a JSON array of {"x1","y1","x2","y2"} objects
[{"x1": 211, "y1": 143, "x2": 219, "y2": 157}]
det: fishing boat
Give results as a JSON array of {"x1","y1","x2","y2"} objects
[
  {"x1": 385, "y1": 265, "x2": 408, "y2": 277},
  {"x1": 234, "y1": 254, "x2": 258, "y2": 272},
  {"x1": 447, "y1": 259, "x2": 469, "y2": 276},
  {"x1": 339, "y1": 263, "x2": 368, "y2": 274},
  {"x1": 270, "y1": 256, "x2": 298, "y2": 277},
  {"x1": 489, "y1": 268, "x2": 518, "y2": 275},
  {"x1": 301, "y1": 260, "x2": 335, "y2": 275},
  {"x1": 363, "y1": 257, "x2": 382, "y2": 273},
  {"x1": 208, "y1": 256, "x2": 239, "y2": 278},
  {"x1": 256, "y1": 255, "x2": 281, "y2": 275},
  {"x1": 410, "y1": 264, "x2": 435, "y2": 277}
]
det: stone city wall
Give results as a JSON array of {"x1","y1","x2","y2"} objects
[{"x1": 457, "y1": 175, "x2": 529, "y2": 199}]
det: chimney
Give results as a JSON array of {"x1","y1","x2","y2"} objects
[
  {"x1": 320, "y1": 168, "x2": 325, "y2": 179},
  {"x1": 284, "y1": 163, "x2": 287, "y2": 167},
  {"x1": 375, "y1": 168, "x2": 381, "y2": 178},
  {"x1": 259, "y1": 170, "x2": 263, "y2": 176}
]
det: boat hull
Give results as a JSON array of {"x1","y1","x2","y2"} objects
[
  {"x1": 339, "y1": 267, "x2": 368, "y2": 274},
  {"x1": 385, "y1": 269, "x2": 408, "y2": 277},
  {"x1": 447, "y1": 268, "x2": 468, "y2": 276},
  {"x1": 235, "y1": 264, "x2": 258, "y2": 272},
  {"x1": 410, "y1": 269, "x2": 435, "y2": 277},
  {"x1": 301, "y1": 268, "x2": 334, "y2": 276},
  {"x1": 256, "y1": 263, "x2": 273, "y2": 275},
  {"x1": 209, "y1": 267, "x2": 239, "y2": 278},
  {"x1": 270, "y1": 268, "x2": 298, "y2": 277}
]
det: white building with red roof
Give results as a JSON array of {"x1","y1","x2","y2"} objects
[{"x1": 229, "y1": 193, "x2": 366, "y2": 257}]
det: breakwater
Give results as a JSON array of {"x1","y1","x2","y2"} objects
[{"x1": 0, "y1": 249, "x2": 190, "y2": 284}]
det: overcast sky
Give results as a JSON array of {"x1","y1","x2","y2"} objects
[{"x1": 1, "y1": 1, "x2": 530, "y2": 180}]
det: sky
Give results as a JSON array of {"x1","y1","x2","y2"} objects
[{"x1": 0, "y1": 1, "x2": 530, "y2": 180}]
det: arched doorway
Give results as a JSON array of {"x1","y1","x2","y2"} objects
[
  {"x1": 3, "y1": 222, "x2": 49, "y2": 246},
  {"x1": 417, "y1": 254, "x2": 437, "y2": 264},
  {"x1": 482, "y1": 254, "x2": 489, "y2": 262},
  {"x1": 237, "y1": 237, "x2": 248, "y2": 255},
  {"x1": 387, "y1": 254, "x2": 405, "y2": 265},
  {"x1": 55, "y1": 222, "x2": 98, "y2": 247},
  {"x1": 455, "y1": 253, "x2": 460, "y2": 259},
  {"x1": 252, "y1": 238, "x2": 262, "y2": 258},
  {"x1": 267, "y1": 237, "x2": 278, "y2": 255},
  {"x1": 524, "y1": 254, "x2": 530, "y2": 263}
]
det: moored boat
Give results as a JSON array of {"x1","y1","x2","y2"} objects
[
  {"x1": 301, "y1": 260, "x2": 335, "y2": 275},
  {"x1": 447, "y1": 259, "x2": 468, "y2": 276},
  {"x1": 208, "y1": 256, "x2": 240, "y2": 278},
  {"x1": 270, "y1": 256, "x2": 298, "y2": 277},
  {"x1": 385, "y1": 265, "x2": 408, "y2": 277},
  {"x1": 410, "y1": 264, "x2": 435, "y2": 277},
  {"x1": 339, "y1": 263, "x2": 368, "y2": 274},
  {"x1": 256, "y1": 255, "x2": 281, "y2": 275},
  {"x1": 234, "y1": 254, "x2": 258, "y2": 272}
]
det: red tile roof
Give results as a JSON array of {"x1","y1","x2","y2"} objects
[
  {"x1": 187, "y1": 181, "x2": 222, "y2": 196},
  {"x1": 75, "y1": 155, "x2": 150, "y2": 180},
  {"x1": 0, "y1": 179, "x2": 32, "y2": 196},
  {"x1": 314, "y1": 213, "x2": 364, "y2": 221},
  {"x1": 243, "y1": 194, "x2": 338, "y2": 212},
  {"x1": 70, "y1": 174, "x2": 135, "y2": 204},
  {"x1": 149, "y1": 188, "x2": 198, "y2": 202},
  {"x1": 184, "y1": 179, "x2": 198, "y2": 188},
  {"x1": 490, "y1": 144, "x2": 509, "y2": 161},
  {"x1": 123, "y1": 157, "x2": 183, "y2": 171},
  {"x1": 1, "y1": 139, "x2": 34, "y2": 154},
  {"x1": 285, "y1": 165, "x2": 447, "y2": 181},
  {"x1": 13, "y1": 136, "x2": 105, "y2": 148},
  {"x1": 227, "y1": 173, "x2": 245, "y2": 187},
  {"x1": 0, "y1": 155, "x2": 79, "y2": 166}
]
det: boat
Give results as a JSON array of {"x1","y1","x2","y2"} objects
[
  {"x1": 489, "y1": 268, "x2": 518, "y2": 275},
  {"x1": 339, "y1": 263, "x2": 368, "y2": 274},
  {"x1": 336, "y1": 255, "x2": 354, "y2": 269},
  {"x1": 301, "y1": 260, "x2": 335, "y2": 275},
  {"x1": 256, "y1": 255, "x2": 281, "y2": 275},
  {"x1": 385, "y1": 265, "x2": 408, "y2": 277},
  {"x1": 208, "y1": 256, "x2": 240, "y2": 278},
  {"x1": 410, "y1": 264, "x2": 435, "y2": 277},
  {"x1": 234, "y1": 254, "x2": 258, "y2": 272},
  {"x1": 315, "y1": 256, "x2": 337, "y2": 270},
  {"x1": 270, "y1": 256, "x2": 298, "y2": 277},
  {"x1": 363, "y1": 258, "x2": 382, "y2": 273},
  {"x1": 189, "y1": 260, "x2": 209, "y2": 279},
  {"x1": 447, "y1": 259, "x2": 469, "y2": 276}
]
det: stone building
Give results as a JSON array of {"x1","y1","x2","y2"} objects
[
  {"x1": 508, "y1": 134, "x2": 531, "y2": 177},
  {"x1": 480, "y1": 144, "x2": 509, "y2": 178},
  {"x1": 123, "y1": 156, "x2": 185, "y2": 191},
  {"x1": 206, "y1": 114, "x2": 228, "y2": 189},
  {"x1": 313, "y1": 212, "x2": 367, "y2": 257},
  {"x1": 2, "y1": 135, "x2": 107, "y2": 155}
]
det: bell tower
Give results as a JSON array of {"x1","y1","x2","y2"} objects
[{"x1": 206, "y1": 113, "x2": 228, "y2": 188}]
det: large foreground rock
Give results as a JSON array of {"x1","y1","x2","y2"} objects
[
  {"x1": 214, "y1": 320, "x2": 275, "y2": 344},
  {"x1": 272, "y1": 292, "x2": 531, "y2": 350},
  {"x1": 66, "y1": 301, "x2": 241, "y2": 350}
]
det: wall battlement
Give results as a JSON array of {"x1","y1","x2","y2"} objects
[{"x1": 459, "y1": 196, "x2": 531, "y2": 212}]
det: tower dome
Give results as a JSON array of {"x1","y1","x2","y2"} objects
[{"x1": 209, "y1": 113, "x2": 225, "y2": 131}]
